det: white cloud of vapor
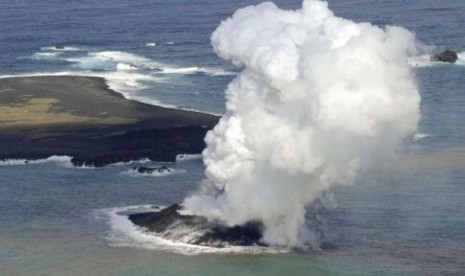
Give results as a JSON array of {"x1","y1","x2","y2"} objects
[{"x1": 182, "y1": 0, "x2": 420, "y2": 247}]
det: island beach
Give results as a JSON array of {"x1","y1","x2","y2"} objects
[{"x1": 0, "y1": 76, "x2": 219, "y2": 167}]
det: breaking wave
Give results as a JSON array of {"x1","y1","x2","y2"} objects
[
  {"x1": 40, "y1": 46, "x2": 82, "y2": 52},
  {"x1": 28, "y1": 52, "x2": 64, "y2": 60},
  {"x1": 0, "y1": 155, "x2": 104, "y2": 169},
  {"x1": 0, "y1": 155, "x2": 72, "y2": 166},
  {"x1": 25, "y1": 49, "x2": 235, "y2": 76},
  {"x1": 121, "y1": 167, "x2": 185, "y2": 177},
  {"x1": 175, "y1": 154, "x2": 203, "y2": 162},
  {"x1": 15, "y1": 48, "x2": 234, "y2": 113},
  {"x1": 160, "y1": 66, "x2": 235, "y2": 76}
]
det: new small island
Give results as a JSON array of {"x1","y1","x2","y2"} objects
[{"x1": 0, "y1": 76, "x2": 219, "y2": 167}]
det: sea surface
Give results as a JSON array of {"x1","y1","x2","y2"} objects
[{"x1": 1, "y1": 0, "x2": 465, "y2": 275}]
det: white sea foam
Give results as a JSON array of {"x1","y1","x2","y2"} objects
[
  {"x1": 459, "y1": 51, "x2": 465, "y2": 61},
  {"x1": 6, "y1": 47, "x2": 231, "y2": 114},
  {"x1": 62, "y1": 51, "x2": 158, "y2": 73},
  {"x1": 27, "y1": 52, "x2": 64, "y2": 60},
  {"x1": 89, "y1": 51, "x2": 160, "y2": 68},
  {"x1": 0, "y1": 155, "x2": 103, "y2": 169},
  {"x1": 161, "y1": 67, "x2": 200, "y2": 74},
  {"x1": 40, "y1": 46, "x2": 81, "y2": 52},
  {"x1": 64, "y1": 51, "x2": 158, "y2": 71},
  {"x1": 97, "y1": 205, "x2": 287, "y2": 255},
  {"x1": 107, "y1": 158, "x2": 153, "y2": 167},
  {"x1": 200, "y1": 67, "x2": 236, "y2": 76},
  {"x1": 123, "y1": 94, "x2": 177, "y2": 108},
  {"x1": 175, "y1": 154, "x2": 203, "y2": 162},
  {"x1": 165, "y1": 41, "x2": 175, "y2": 45},
  {"x1": 94, "y1": 71, "x2": 161, "y2": 95},
  {"x1": 116, "y1": 63, "x2": 139, "y2": 70},
  {"x1": 412, "y1": 133, "x2": 431, "y2": 141},
  {"x1": 28, "y1": 48, "x2": 246, "y2": 78},
  {"x1": 121, "y1": 167, "x2": 185, "y2": 177},
  {"x1": 160, "y1": 66, "x2": 236, "y2": 76},
  {"x1": 64, "y1": 56, "x2": 113, "y2": 70},
  {"x1": 0, "y1": 70, "x2": 161, "y2": 102},
  {"x1": 0, "y1": 71, "x2": 78, "y2": 79},
  {"x1": 0, "y1": 155, "x2": 72, "y2": 166},
  {"x1": 145, "y1": 42, "x2": 157, "y2": 47},
  {"x1": 58, "y1": 52, "x2": 167, "y2": 96},
  {"x1": 408, "y1": 51, "x2": 465, "y2": 67}
]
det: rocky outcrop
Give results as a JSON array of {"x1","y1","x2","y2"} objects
[
  {"x1": 129, "y1": 204, "x2": 265, "y2": 247},
  {"x1": 133, "y1": 166, "x2": 172, "y2": 174},
  {"x1": 68, "y1": 126, "x2": 212, "y2": 167},
  {"x1": 430, "y1": 50, "x2": 458, "y2": 63}
]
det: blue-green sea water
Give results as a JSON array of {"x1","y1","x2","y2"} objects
[{"x1": 1, "y1": 0, "x2": 465, "y2": 275}]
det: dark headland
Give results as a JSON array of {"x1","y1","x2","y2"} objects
[{"x1": 0, "y1": 76, "x2": 219, "y2": 167}]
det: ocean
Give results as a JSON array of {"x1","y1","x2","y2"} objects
[{"x1": 1, "y1": 0, "x2": 465, "y2": 275}]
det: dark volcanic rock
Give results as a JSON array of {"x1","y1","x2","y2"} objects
[
  {"x1": 133, "y1": 165, "x2": 172, "y2": 174},
  {"x1": 65, "y1": 126, "x2": 209, "y2": 167},
  {"x1": 0, "y1": 76, "x2": 220, "y2": 167},
  {"x1": 129, "y1": 204, "x2": 265, "y2": 247},
  {"x1": 68, "y1": 126, "x2": 212, "y2": 167},
  {"x1": 430, "y1": 50, "x2": 458, "y2": 63}
]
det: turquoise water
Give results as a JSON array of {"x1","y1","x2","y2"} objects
[{"x1": 1, "y1": 0, "x2": 465, "y2": 275}]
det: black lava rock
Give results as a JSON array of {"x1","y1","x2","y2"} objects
[
  {"x1": 129, "y1": 204, "x2": 265, "y2": 247},
  {"x1": 133, "y1": 166, "x2": 172, "y2": 174},
  {"x1": 430, "y1": 50, "x2": 458, "y2": 63}
]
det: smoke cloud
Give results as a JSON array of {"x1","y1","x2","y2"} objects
[{"x1": 182, "y1": 0, "x2": 420, "y2": 247}]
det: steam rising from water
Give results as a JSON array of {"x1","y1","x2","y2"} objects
[{"x1": 182, "y1": 0, "x2": 420, "y2": 247}]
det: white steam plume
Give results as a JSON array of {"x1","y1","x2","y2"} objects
[{"x1": 182, "y1": 0, "x2": 420, "y2": 247}]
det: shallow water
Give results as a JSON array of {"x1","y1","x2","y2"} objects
[{"x1": 1, "y1": 0, "x2": 465, "y2": 275}]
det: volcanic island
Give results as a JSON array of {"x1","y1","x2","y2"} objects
[
  {"x1": 0, "y1": 75, "x2": 268, "y2": 247},
  {"x1": 0, "y1": 75, "x2": 219, "y2": 167}
]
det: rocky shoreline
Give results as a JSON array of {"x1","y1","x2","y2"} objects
[
  {"x1": 129, "y1": 204, "x2": 265, "y2": 247},
  {"x1": 0, "y1": 76, "x2": 220, "y2": 167}
]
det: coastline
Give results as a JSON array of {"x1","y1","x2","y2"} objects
[
  {"x1": 0, "y1": 75, "x2": 220, "y2": 167},
  {"x1": 0, "y1": 72, "x2": 224, "y2": 117}
]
